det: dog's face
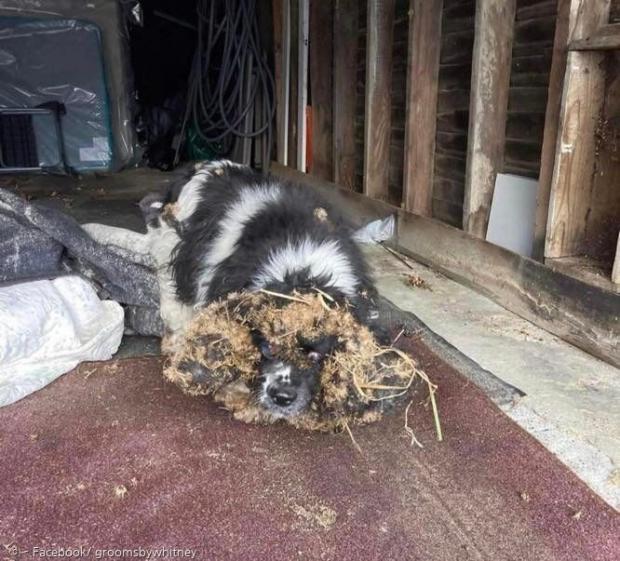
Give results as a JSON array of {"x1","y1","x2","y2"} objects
[{"x1": 253, "y1": 331, "x2": 339, "y2": 418}]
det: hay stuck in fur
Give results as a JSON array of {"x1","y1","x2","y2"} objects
[{"x1": 164, "y1": 291, "x2": 440, "y2": 433}]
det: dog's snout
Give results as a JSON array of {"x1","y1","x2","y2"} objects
[
  {"x1": 259, "y1": 361, "x2": 314, "y2": 417},
  {"x1": 268, "y1": 385, "x2": 297, "y2": 407}
]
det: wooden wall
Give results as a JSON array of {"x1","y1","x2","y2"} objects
[
  {"x1": 272, "y1": 0, "x2": 620, "y2": 365},
  {"x1": 354, "y1": 2, "x2": 367, "y2": 194},
  {"x1": 282, "y1": 0, "x2": 620, "y2": 266},
  {"x1": 387, "y1": 4, "x2": 409, "y2": 206},
  {"x1": 542, "y1": 0, "x2": 620, "y2": 275},
  {"x1": 611, "y1": 0, "x2": 620, "y2": 23},
  {"x1": 432, "y1": 0, "x2": 476, "y2": 228},
  {"x1": 586, "y1": 51, "x2": 620, "y2": 262},
  {"x1": 354, "y1": 0, "x2": 410, "y2": 206},
  {"x1": 503, "y1": 0, "x2": 558, "y2": 178},
  {"x1": 354, "y1": 0, "x2": 559, "y2": 227}
]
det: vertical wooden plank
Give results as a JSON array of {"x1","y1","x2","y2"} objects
[
  {"x1": 309, "y1": 0, "x2": 334, "y2": 180},
  {"x1": 297, "y1": 0, "x2": 310, "y2": 172},
  {"x1": 333, "y1": 0, "x2": 359, "y2": 190},
  {"x1": 545, "y1": 0, "x2": 610, "y2": 258},
  {"x1": 274, "y1": 0, "x2": 290, "y2": 166},
  {"x1": 545, "y1": 55, "x2": 606, "y2": 257},
  {"x1": 287, "y1": 0, "x2": 299, "y2": 168},
  {"x1": 402, "y1": 0, "x2": 444, "y2": 215},
  {"x1": 272, "y1": 0, "x2": 283, "y2": 163},
  {"x1": 533, "y1": 0, "x2": 571, "y2": 260},
  {"x1": 363, "y1": 0, "x2": 396, "y2": 201},
  {"x1": 463, "y1": 0, "x2": 516, "y2": 238}
]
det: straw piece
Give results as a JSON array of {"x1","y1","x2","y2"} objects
[
  {"x1": 258, "y1": 289, "x2": 309, "y2": 304},
  {"x1": 404, "y1": 400, "x2": 424, "y2": 448},
  {"x1": 343, "y1": 421, "x2": 363, "y2": 455}
]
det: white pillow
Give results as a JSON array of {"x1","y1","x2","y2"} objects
[{"x1": 0, "y1": 275, "x2": 123, "y2": 406}]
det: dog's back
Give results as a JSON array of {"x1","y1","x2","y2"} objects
[{"x1": 164, "y1": 162, "x2": 375, "y2": 313}]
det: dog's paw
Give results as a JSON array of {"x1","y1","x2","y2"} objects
[{"x1": 139, "y1": 191, "x2": 167, "y2": 227}]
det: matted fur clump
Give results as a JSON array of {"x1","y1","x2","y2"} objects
[{"x1": 164, "y1": 291, "x2": 425, "y2": 431}]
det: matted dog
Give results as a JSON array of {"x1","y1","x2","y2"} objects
[{"x1": 142, "y1": 160, "x2": 384, "y2": 419}]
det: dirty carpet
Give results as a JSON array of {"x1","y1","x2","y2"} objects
[{"x1": 0, "y1": 337, "x2": 618, "y2": 561}]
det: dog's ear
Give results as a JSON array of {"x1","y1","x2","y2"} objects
[{"x1": 298, "y1": 334, "x2": 340, "y2": 362}]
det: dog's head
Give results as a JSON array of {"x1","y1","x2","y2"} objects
[
  {"x1": 252, "y1": 330, "x2": 339, "y2": 418},
  {"x1": 164, "y1": 291, "x2": 400, "y2": 428}
]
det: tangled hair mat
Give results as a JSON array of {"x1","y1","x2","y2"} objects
[{"x1": 165, "y1": 291, "x2": 440, "y2": 433}]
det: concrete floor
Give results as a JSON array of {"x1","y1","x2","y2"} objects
[
  {"x1": 364, "y1": 244, "x2": 620, "y2": 509},
  {"x1": 4, "y1": 170, "x2": 619, "y2": 509}
]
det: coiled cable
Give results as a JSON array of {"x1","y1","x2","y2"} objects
[{"x1": 175, "y1": 0, "x2": 275, "y2": 166}]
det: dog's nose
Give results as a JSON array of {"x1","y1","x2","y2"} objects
[{"x1": 268, "y1": 386, "x2": 297, "y2": 407}]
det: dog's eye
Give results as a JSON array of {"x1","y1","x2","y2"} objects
[
  {"x1": 259, "y1": 341, "x2": 275, "y2": 359},
  {"x1": 307, "y1": 350, "x2": 322, "y2": 362},
  {"x1": 251, "y1": 330, "x2": 275, "y2": 359},
  {"x1": 298, "y1": 334, "x2": 339, "y2": 363}
]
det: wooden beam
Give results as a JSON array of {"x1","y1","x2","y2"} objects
[
  {"x1": 333, "y1": 0, "x2": 359, "y2": 190},
  {"x1": 272, "y1": 162, "x2": 620, "y2": 368},
  {"x1": 287, "y1": 0, "x2": 299, "y2": 169},
  {"x1": 363, "y1": 0, "x2": 396, "y2": 201},
  {"x1": 308, "y1": 0, "x2": 333, "y2": 180},
  {"x1": 296, "y1": 0, "x2": 310, "y2": 172},
  {"x1": 545, "y1": 55, "x2": 606, "y2": 256},
  {"x1": 545, "y1": 0, "x2": 610, "y2": 258},
  {"x1": 533, "y1": 0, "x2": 572, "y2": 260},
  {"x1": 570, "y1": 23, "x2": 620, "y2": 50},
  {"x1": 402, "y1": 0, "x2": 444, "y2": 216},
  {"x1": 274, "y1": 0, "x2": 290, "y2": 165},
  {"x1": 463, "y1": 0, "x2": 516, "y2": 238}
]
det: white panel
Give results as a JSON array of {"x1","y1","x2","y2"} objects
[{"x1": 486, "y1": 174, "x2": 538, "y2": 257}]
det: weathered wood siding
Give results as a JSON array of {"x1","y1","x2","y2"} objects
[
  {"x1": 503, "y1": 0, "x2": 558, "y2": 178},
  {"x1": 432, "y1": 0, "x2": 476, "y2": 227},
  {"x1": 347, "y1": 0, "x2": 558, "y2": 227},
  {"x1": 355, "y1": 0, "x2": 409, "y2": 206},
  {"x1": 611, "y1": 0, "x2": 620, "y2": 23}
]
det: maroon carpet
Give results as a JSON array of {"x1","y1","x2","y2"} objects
[{"x1": 1, "y1": 338, "x2": 618, "y2": 561}]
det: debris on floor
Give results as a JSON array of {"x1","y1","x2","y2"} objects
[{"x1": 403, "y1": 274, "x2": 432, "y2": 291}]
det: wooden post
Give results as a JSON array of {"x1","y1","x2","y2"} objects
[
  {"x1": 297, "y1": 0, "x2": 310, "y2": 172},
  {"x1": 463, "y1": 0, "x2": 516, "y2": 238},
  {"x1": 533, "y1": 0, "x2": 571, "y2": 260},
  {"x1": 274, "y1": 0, "x2": 290, "y2": 166},
  {"x1": 309, "y1": 0, "x2": 333, "y2": 180},
  {"x1": 333, "y1": 0, "x2": 359, "y2": 190},
  {"x1": 545, "y1": 0, "x2": 610, "y2": 258},
  {"x1": 363, "y1": 0, "x2": 396, "y2": 201},
  {"x1": 402, "y1": 0, "x2": 444, "y2": 215},
  {"x1": 287, "y1": 0, "x2": 299, "y2": 168}
]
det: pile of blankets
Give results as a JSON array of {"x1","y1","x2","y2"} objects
[{"x1": 0, "y1": 188, "x2": 162, "y2": 336}]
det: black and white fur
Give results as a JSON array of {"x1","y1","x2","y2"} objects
[{"x1": 143, "y1": 160, "x2": 381, "y2": 418}]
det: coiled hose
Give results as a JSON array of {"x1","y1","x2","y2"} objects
[{"x1": 175, "y1": 0, "x2": 276, "y2": 166}]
